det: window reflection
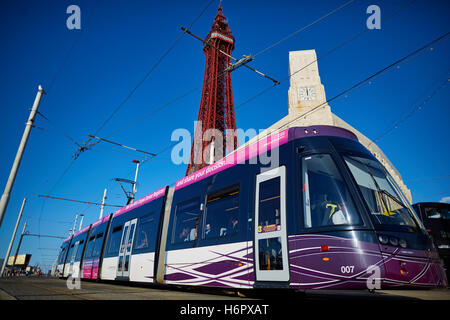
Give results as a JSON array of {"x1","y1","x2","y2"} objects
[
  {"x1": 258, "y1": 177, "x2": 281, "y2": 233},
  {"x1": 258, "y1": 237, "x2": 283, "y2": 270},
  {"x1": 344, "y1": 155, "x2": 417, "y2": 229},
  {"x1": 302, "y1": 154, "x2": 361, "y2": 228},
  {"x1": 172, "y1": 198, "x2": 201, "y2": 244},
  {"x1": 204, "y1": 186, "x2": 240, "y2": 239}
]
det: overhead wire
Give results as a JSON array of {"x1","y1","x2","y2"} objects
[
  {"x1": 88, "y1": 135, "x2": 156, "y2": 156},
  {"x1": 35, "y1": 110, "x2": 82, "y2": 148},
  {"x1": 92, "y1": 0, "x2": 360, "y2": 141},
  {"x1": 36, "y1": 0, "x2": 217, "y2": 236},
  {"x1": 34, "y1": 1, "x2": 445, "y2": 257},
  {"x1": 46, "y1": 0, "x2": 102, "y2": 93},
  {"x1": 116, "y1": 22, "x2": 449, "y2": 189},
  {"x1": 88, "y1": 0, "x2": 216, "y2": 139},
  {"x1": 96, "y1": 0, "x2": 426, "y2": 181},
  {"x1": 34, "y1": 0, "x2": 102, "y2": 245},
  {"x1": 110, "y1": 0, "x2": 419, "y2": 137},
  {"x1": 253, "y1": 0, "x2": 355, "y2": 58},
  {"x1": 248, "y1": 32, "x2": 450, "y2": 141},
  {"x1": 63, "y1": 0, "x2": 429, "y2": 196},
  {"x1": 235, "y1": 0, "x2": 420, "y2": 110},
  {"x1": 369, "y1": 73, "x2": 449, "y2": 146}
]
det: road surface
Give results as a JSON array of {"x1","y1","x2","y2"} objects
[{"x1": 0, "y1": 276, "x2": 449, "y2": 301}]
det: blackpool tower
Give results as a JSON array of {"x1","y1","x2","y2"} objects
[{"x1": 185, "y1": 5, "x2": 238, "y2": 176}]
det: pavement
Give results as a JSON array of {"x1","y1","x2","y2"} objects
[
  {"x1": 0, "y1": 276, "x2": 449, "y2": 301},
  {"x1": 0, "y1": 276, "x2": 247, "y2": 300}
]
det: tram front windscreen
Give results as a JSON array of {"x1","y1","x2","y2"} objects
[{"x1": 344, "y1": 155, "x2": 421, "y2": 232}]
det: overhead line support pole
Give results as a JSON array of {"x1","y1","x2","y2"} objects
[
  {"x1": 0, "y1": 198, "x2": 26, "y2": 277},
  {"x1": 11, "y1": 222, "x2": 27, "y2": 269},
  {"x1": 0, "y1": 85, "x2": 45, "y2": 228}
]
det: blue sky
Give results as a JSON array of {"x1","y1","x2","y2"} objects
[{"x1": 0, "y1": 0, "x2": 449, "y2": 272}]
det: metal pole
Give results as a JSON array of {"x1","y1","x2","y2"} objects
[
  {"x1": 99, "y1": 188, "x2": 107, "y2": 219},
  {"x1": 131, "y1": 160, "x2": 140, "y2": 203},
  {"x1": 71, "y1": 214, "x2": 78, "y2": 236},
  {"x1": 12, "y1": 222, "x2": 27, "y2": 270},
  {"x1": 0, "y1": 198, "x2": 26, "y2": 277},
  {"x1": 0, "y1": 85, "x2": 45, "y2": 228},
  {"x1": 78, "y1": 214, "x2": 84, "y2": 231}
]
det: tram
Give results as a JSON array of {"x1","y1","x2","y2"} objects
[
  {"x1": 56, "y1": 125, "x2": 447, "y2": 290},
  {"x1": 413, "y1": 202, "x2": 450, "y2": 282}
]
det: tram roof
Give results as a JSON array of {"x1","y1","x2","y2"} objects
[{"x1": 175, "y1": 125, "x2": 357, "y2": 191}]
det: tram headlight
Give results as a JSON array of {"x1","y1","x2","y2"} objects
[
  {"x1": 378, "y1": 234, "x2": 406, "y2": 248},
  {"x1": 389, "y1": 237, "x2": 399, "y2": 246},
  {"x1": 399, "y1": 239, "x2": 407, "y2": 248},
  {"x1": 378, "y1": 235, "x2": 389, "y2": 245}
]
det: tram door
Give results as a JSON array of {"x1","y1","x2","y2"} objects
[
  {"x1": 116, "y1": 219, "x2": 137, "y2": 279},
  {"x1": 254, "y1": 166, "x2": 290, "y2": 282}
]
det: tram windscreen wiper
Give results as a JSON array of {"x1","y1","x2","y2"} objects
[
  {"x1": 356, "y1": 160, "x2": 404, "y2": 217},
  {"x1": 380, "y1": 189, "x2": 404, "y2": 208}
]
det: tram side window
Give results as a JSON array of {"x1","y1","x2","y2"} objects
[
  {"x1": 92, "y1": 233, "x2": 104, "y2": 257},
  {"x1": 58, "y1": 247, "x2": 66, "y2": 264},
  {"x1": 85, "y1": 236, "x2": 96, "y2": 259},
  {"x1": 302, "y1": 154, "x2": 361, "y2": 228},
  {"x1": 66, "y1": 244, "x2": 75, "y2": 262},
  {"x1": 204, "y1": 186, "x2": 240, "y2": 239},
  {"x1": 107, "y1": 225, "x2": 123, "y2": 255},
  {"x1": 425, "y1": 207, "x2": 450, "y2": 220},
  {"x1": 172, "y1": 198, "x2": 201, "y2": 244},
  {"x1": 75, "y1": 240, "x2": 85, "y2": 261},
  {"x1": 135, "y1": 214, "x2": 155, "y2": 250}
]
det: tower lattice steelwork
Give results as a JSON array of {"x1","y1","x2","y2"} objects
[{"x1": 186, "y1": 5, "x2": 238, "y2": 176}]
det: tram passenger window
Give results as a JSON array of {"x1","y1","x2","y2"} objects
[
  {"x1": 58, "y1": 247, "x2": 66, "y2": 264},
  {"x1": 75, "y1": 240, "x2": 85, "y2": 261},
  {"x1": 107, "y1": 226, "x2": 123, "y2": 255},
  {"x1": 425, "y1": 208, "x2": 449, "y2": 220},
  {"x1": 302, "y1": 154, "x2": 361, "y2": 228},
  {"x1": 204, "y1": 186, "x2": 240, "y2": 239},
  {"x1": 135, "y1": 214, "x2": 155, "y2": 250},
  {"x1": 172, "y1": 198, "x2": 201, "y2": 244},
  {"x1": 258, "y1": 177, "x2": 281, "y2": 232},
  {"x1": 92, "y1": 233, "x2": 104, "y2": 257},
  {"x1": 66, "y1": 244, "x2": 74, "y2": 262},
  {"x1": 85, "y1": 236, "x2": 96, "y2": 258}
]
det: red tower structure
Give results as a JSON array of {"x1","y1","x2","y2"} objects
[{"x1": 186, "y1": 5, "x2": 238, "y2": 176}]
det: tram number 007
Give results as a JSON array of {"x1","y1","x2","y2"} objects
[{"x1": 340, "y1": 265, "x2": 355, "y2": 274}]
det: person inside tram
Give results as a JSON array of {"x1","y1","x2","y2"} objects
[
  {"x1": 311, "y1": 193, "x2": 348, "y2": 226},
  {"x1": 205, "y1": 224, "x2": 211, "y2": 236},
  {"x1": 328, "y1": 202, "x2": 347, "y2": 225},
  {"x1": 189, "y1": 227, "x2": 197, "y2": 241},
  {"x1": 136, "y1": 229, "x2": 148, "y2": 249},
  {"x1": 179, "y1": 227, "x2": 189, "y2": 242},
  {"x1": 229, "y1": 217, "x2": 239, "y2": 233}
]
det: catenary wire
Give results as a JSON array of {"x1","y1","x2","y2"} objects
[
  {"x1": 235, "y1": 0, "x2": 420, "y2": 110},
  {"x1": 96, "y1": 0, "x2": 364, "y2": 140},
  {"x1": 253, "y1": 0, "x2": 356, "y2": 58},
  {"x1": 95, "y1": 0, "x2": 425, "y2": 175},
  {"x1": 90, "y1": 0, "x2": 216, "y2": 138},
  {"x1": 38, "y1": 0, "x2": 218, "y2": 232},
  {"x1": 369, "y1": 75, "x2": 449, "y2": 146}
]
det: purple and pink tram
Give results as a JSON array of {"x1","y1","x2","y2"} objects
[{"x1": 56, "y1": 125, "x2": 447, "y2": 290}]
